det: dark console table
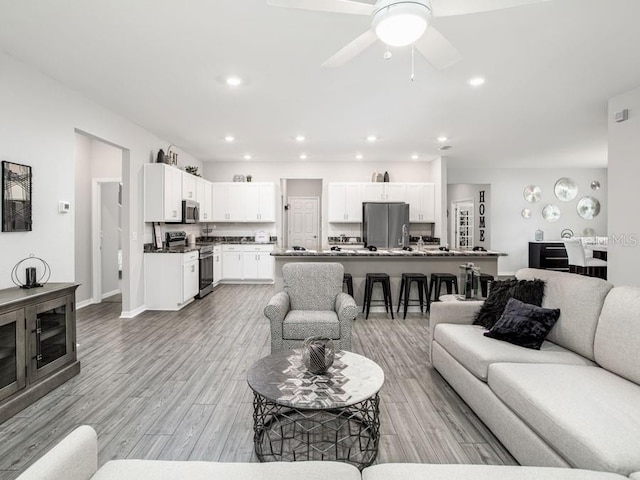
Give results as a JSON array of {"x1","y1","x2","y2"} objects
[{"x1": 528, "y1": 242, "x2": 569, "y2": 272}]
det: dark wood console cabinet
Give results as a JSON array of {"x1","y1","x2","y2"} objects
[
  {"x1": 529, "y1": 242, "x2": 569, "y2": 272},
  {"x1": 0, "y1": 283, "x2": 80, "y2": 424}
]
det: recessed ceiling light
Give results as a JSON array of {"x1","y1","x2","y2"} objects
[
  {"x1": 299, "y1": 153, "x2": 308, "y2": 160},
  {"x1": 226, "y1": 76, "x2": 243, "y2": 87},
  {"x1": 295, "y1": 135, "x2": 306, "y2": 142},
  {"x1": 366, "y1": 135, "x2": 377, "y2": 142},
  {"x1": 468, "y1": 77, "x2": 485, "y2": 87},
  {"x1": 437, "y1": 136, "x2": 448, "y2": 143},
  {"x1": 411, "y1": 154, "x2": 419, "y2": 160},
  {"x1": 243, "y1": 154, "x2": 252, "y2": 160},
  {"x1": 355, "y1": 153, "x2": 363, "y2": 160},
  {"x1": 224, "y1": 135, "x2": 235, "y2": 142}
]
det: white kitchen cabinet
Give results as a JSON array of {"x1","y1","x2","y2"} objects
[
  {"x1": 211, "y1": 183, "x2": 244, "y2": 222},
  {"x1": 144, "y1": 251, "x2": 199, "y2": 310},
  {"x1": 328, "y1": 183, "x2": 362, "y2": 223},
  {"x1": 143, "y1": 164, "x2": 183, "y2": 222},
  {"x1": 243, "y1": 183, "x2": 276, "y2": 222},
  {"x1": 406, "y1": 183, "x2": 436, "y2": 222},
  {"x1": 213, "y1": 246, "x2": 222, "y2": 286},
  {"x1": 242, "y1": 245, "x2": 274, "y2": 280},
  {"x1": 222, "y1": 245, "x2": 243, "y2": 279},
  {"x1": 182, "y1": 173, "x2": 197, "y2": 201},
  {"x1": 362, "y1": 183, "x2": 406, "y2": 202},
  {"x1": 196, "y1": 178, "x2": 213, "y2": 222}
]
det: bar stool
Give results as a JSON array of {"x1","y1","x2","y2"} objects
[
  {"x1": 397, "y1": 273, "x2": 429, "y2": 319},
  {"x1": 342, "y1": 273, "x2": 354, "y2": 297},
  {"x1": 428, "y1": 273, "x2": 459, "y2": 311},
  {"x1": 363, "y1": 273, "x2": 394, "y2": 320},
  {"x1": 479, "y1": 273, "x2": 494, "y2": 297}
]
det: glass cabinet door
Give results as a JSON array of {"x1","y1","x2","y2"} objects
[
  {"x1": 0, "y1": 310, "x2": 25, "y2": 402},
  {"x1": 27, "y1": 294, "x2": 75, "y2": 382}
]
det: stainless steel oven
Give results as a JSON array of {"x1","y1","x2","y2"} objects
[{"x1": 196, "y1": 244, "x2": 214, "y2": 298}]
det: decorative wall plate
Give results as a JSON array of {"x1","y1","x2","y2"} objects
[
  {"x1": 542, "y1": 204, "x2": 561, "y2": 222},
  {"x1": 591, "y1": 180, "x2": 601, "y2": 190},
  {"x1": 577, "y1": 196, "x2": 600, "y2": 219},
  {"x1": 523, "y1": 185, "x2": 542, "y2": 203},
  {"x1": 521, "y1": 208, "x2": 531, "y2": 219},
  {"x1": 554, "y1": 178, "x2": 578, "y2": 201}
]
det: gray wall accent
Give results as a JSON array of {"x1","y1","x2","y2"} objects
[{"x1": 608, "y1": 85, "x2": 640, "y2": 287}]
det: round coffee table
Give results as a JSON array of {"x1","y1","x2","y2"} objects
[{"x1": 247, "y1": 349, "x2": 384, "y2": 470}]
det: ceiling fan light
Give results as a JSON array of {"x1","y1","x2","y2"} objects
[{"x1": 373, "y1": 2, "x2": 430, "y2": 47}]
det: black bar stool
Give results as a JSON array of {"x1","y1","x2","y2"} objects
[
  {"x1": 342, "y1": 273, "x2": 354, "y2": 297},
  {"x1": 397, "y1": 273, "x2": 429, "y2": 319},
  {"x1": 428, "y1": 273, "x2": 459, "y2": 311},
  {"x1": 479, "y1": 273, "x2": 494, "y2": 297},
  {"x1": 363, "y1": 273, "x2": 394, "y2": 320}
]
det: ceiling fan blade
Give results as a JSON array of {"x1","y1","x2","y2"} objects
[
  {"x1": 414, "y1": 26, "x2": 462, "y2": 70},
  {"x1": 322, "y1": 29, "x2": 378, "y2": 67},
  {"x1": 431, "y1": 0, "x2": 550, "y2": 17},
  {"x1": 266, "y1": 0, "x2": 374, "y2": 15}
]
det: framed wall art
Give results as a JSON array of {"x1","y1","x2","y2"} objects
[{"x1": 2, "y1": 161, "x2": 32, "y2": 232}]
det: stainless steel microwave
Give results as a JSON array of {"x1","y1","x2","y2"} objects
[{"x1": 182, "y1": 200, "x2": 199, "y2": 223}]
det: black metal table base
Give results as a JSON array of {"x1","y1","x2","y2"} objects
[{"x1": 252, "y1": 392, "x2": 380, "y2": 470}]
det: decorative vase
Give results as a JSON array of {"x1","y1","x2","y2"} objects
[
  {"x1": 302, "y1": 336, "x2": 335, "y2": 374},
  {"x1": 383, "y1": 171, "x2": 389, "y2": 182}
]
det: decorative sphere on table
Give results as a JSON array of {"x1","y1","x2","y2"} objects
[{"x1": 302, "y1": 336, "x2": 335, "y2": 374}]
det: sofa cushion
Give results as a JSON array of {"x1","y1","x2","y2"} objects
[
  {"x1": 473, "y1": 278, "x2": 545, "y2": 329},
  {"x1": 488, "y1": 363, "x2": 640, "y2": 475},
  {"x1": 283, "y1": 263, "x2": 343, "y2": 311},
  {"x1": 283, "y1": 310, "x2": 340, "y2": 339},
  {"x1": 515, "y1": 268, "x2": 613, "y2": 360},
  {"x1": 594, "y1": 286, "x2": 640, "y2": 385},
  {"x1": 433, "y1": 323, "x2": 594, "y2": 381},
  {"x1": 362, "y1": 463, "x2": 628, "y2": 480},
  {"x1": 484, "y1": 298, "x2": 560, "y2": 350},
  {"x1": 93, "y1": 460, "x2": 361, "y2": 480}
]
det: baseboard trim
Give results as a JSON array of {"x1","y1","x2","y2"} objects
[
  {"x1": 76, "y1": 298, "x2": 95, "y2": 310},
  {"x1": 120, "y1": 305, "x2": 146, "y2": 319},
  {"x1": 101, "y1": 289, "x2": 121, "y2": 300}
]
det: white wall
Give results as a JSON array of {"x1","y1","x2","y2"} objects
[
  {"x1": 203, "y1": 159, "x2": 441, "y2": 247},
  {"x1": 608, "y1": 85, "x2": 640, "y2": 286},
  {"x1": 448, "y1": 168, "x2": 608, "y2": 275},
  {"x1": 0, "y1": 51, "x2": 199, "y2": 316}
]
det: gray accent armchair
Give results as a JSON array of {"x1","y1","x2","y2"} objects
[{"x1": 264, "y1": 262, "x2": 357, "y2": 353}]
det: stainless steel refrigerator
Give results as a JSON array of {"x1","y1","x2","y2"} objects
[{"x1": 362, "y1": 202, "x2": 410, "y2": 248}]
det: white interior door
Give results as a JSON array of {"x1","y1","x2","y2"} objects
[
  {"x1": 453, "y1": 200, "x2": 474, "y2": 249},
  {"x1": 288, "y1": 197, "x2": 319, "y2": 250}
]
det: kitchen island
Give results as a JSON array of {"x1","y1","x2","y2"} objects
[{"x1": 271, "y1": 248, "x2": 506, "y2": 307}]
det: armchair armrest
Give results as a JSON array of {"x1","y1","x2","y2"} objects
[
  {"x1": 430, "y1": 299, "x2": 484, "y2": 360},
  {"x1": 335, "y1": 292, "x2": 357, "y2": 351},
  {"x1": 264, "y1": 291, "x2": 290, "y2": 353}
]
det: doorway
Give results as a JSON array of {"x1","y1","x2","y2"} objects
[
  {"x1": 93, "y1": 180, "x2": 122, "y2": 303},
  {"x1": 452, "y1": 200, "x2": 474, "y2": 249},
  {"x1": 288, "y1": 197, "x2": 320, "y2": 250}
]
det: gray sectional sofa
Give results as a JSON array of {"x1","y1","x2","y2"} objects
[
  {"x1": 16, "y1": 425, "x2": 635, "y2": 480},
  {"x1": 430, "y1": 268, "x2": 640, "y2": 477}
]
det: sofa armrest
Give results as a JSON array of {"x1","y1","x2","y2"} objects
[
  {"x1": 429, "y1": 299, "x2": 484, "y2": 359},
  {"x1": 335, "y1": 292, "x2": 357, "y2": 350},
  {"x1": 17, "y1": 425, "x2": 98, "y2": 480}
]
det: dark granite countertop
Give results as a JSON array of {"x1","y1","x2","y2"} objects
[{"x1": 271, "y1": 248, "x2": 506, "y2": 257}]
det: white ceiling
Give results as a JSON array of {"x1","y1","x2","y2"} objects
[{"x1": 0, "y1": 0, "x2": 639, "y2": 167}]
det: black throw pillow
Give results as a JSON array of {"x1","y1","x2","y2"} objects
[
  {"x1": 484, "y1": 297, "x2": 560, "y2": 350},
  {"x1": 473, "y1": 278, "x2": 545, "y2": 329}
]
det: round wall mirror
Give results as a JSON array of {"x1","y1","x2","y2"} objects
[
  {"x1": 542, "y1": 204, "x2": 561, "y2": 222},
  {"x1": 577, "y1": 196, "x2": 600, "y2": 220},
  {"x1": 521, "y1": 208, "x2": 531, "y2": 219},
  {"x1": 591, "y1": 180, "x2": 601, "y2": 190},
  {"x1": 554, "y1": 178, "x2": 578, "y2": 202},
  {"x1": 523, "y1": 185, "x2": 542, "y2": 203}
]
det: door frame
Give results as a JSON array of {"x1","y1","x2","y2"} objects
[
  {"x1": 92, "y1": 178, "x2": 122, "y2": 304},
  {"x1": 287, "y1": 196, "x2": 320, "y2": 250}
]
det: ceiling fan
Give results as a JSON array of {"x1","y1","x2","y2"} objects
[{"x1": 266, "y1": 0, "x2": 550, "y2": 69}]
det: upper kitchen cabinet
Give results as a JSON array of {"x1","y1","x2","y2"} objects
[
  {"x1": 196, "y1": 178, "x2": 213, "y2": 222},
  {"x1": 406, "y1": 183, "x2": 436, "y2": 222},
  {"x1": 328, "y1": 183, "x2": 362, "y2": 223},
  {"x1": 361, "y1": 183, "x2": 406, "y2": 202},
  {"x1": 243, "y1": 183, "x2": 276, "y2": 222},
  {"x1": 144, "y1": 164, "x2": 183, "y2": 222},
  {"x1": 211, "y1": 183, "x2": 244, "y2": 222},
  {"x1": 182, "y1": 172, "x2": 197, "y2": 201}
]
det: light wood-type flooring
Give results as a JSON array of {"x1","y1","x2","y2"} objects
[{"x1": 0, "y1": 284, "x2": 516, "y2": 479}]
